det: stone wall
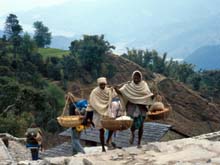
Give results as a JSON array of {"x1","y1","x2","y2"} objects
[
  {"x1": 193, "y1": 131, "x2": 220, "y2": 141},
  {"x1": 0, "y1": 138, "x2": 14, "y2": 164},
  {"x1": 0, "y1": 133, "x2": 30, "y2": 163}
]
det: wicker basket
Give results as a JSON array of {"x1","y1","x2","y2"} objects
[
  {"x1": 57, "y1": 115, "x2": 83, "y2": 128},
  {"x1": 57, "y1": 94, "x2": 83, "y2": 128},
  {"x1": 101, "y1": 116, "x2": 133, "y2": 131},
  {"x1": 146, "y1": 108, "x2": 170, "y2": 121}
]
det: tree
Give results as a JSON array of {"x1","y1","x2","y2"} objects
[
  {"x1": 20, "y1": 33, "x2": 38, "y2": 56},
  {"x1": 4, "y1": 14, "x2": 22, "y2": 40},
  {"x1": 33, "y1": 21, "x2": 51, "y2": 48},
  {"x1": 62, "y1": 55, "x2": 79, "y2": 80},
  {"x1": 4, "y1": 14, "x2": 23, "y2": 58},
  {"x1": 177, "y1": 62, "x2": 195, "y2": 83},
  {"x1": 69, "y1": 35, "x2": 115, "y2": 77}
]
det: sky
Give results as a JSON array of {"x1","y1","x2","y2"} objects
[
  {"x1": 1, "y1": 0, "x2": 220, "y2": 58},
  {"x1": 0, "y1": 0, "x2": 70, "y2": 16},
  {"x1": 0, "y1": 0, "x2": 68, "y2": 31},
  {"x1": 0, "y1": 0, "x2": 97, "y2": 34},
  {"x1": 1, "y1": 0, "x2": 218, "y2": 33},
  {"x1": 0, "y1": 0, "x2": 218, "y2": 36}
]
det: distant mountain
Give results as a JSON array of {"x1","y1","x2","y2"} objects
[
  {"x1": 0, "y1": 29, "x2": 72, "y2": 50},
  {"x1": 49, "y1": 14, "x2": 220, "y2": 56},
  {"x1": 185, "y1": 45, "x2": 220, "y2": 70},
  {"x1": 0, "y1": 30, "x2": 3, "y2": 37},
  {"x1": 51, "y1": 36, "x2": 76, "y2": 50}
]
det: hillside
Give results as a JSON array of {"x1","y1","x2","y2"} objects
[
  {"x1": 38, "y1": 47, "x2": 220, "y2": 138},
  {"x1": 66, "y1": 53, "x2": 154, "y2": 100},
  {"x1": 1, "y1": 38, "x2": 220, "y2": 146},
  {"x1": 157, "y1": 78, "x2": 220, "y2": 136},
  {"x1": 38, "y1": 48, "x2": 69, "y2": 60},
  {"x1": 63, "y1": 52, "x2": 220, "y2": 138},
  {"x1": 185, "y1": 45, "x2": 220, "y2": 70}
]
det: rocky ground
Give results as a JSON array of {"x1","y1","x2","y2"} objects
[
  {"x1": 18, "y1": 137, "x2": 220, "y2": 165},
  {"x1": 2, "y1": 132, "x2": 220, "y2": 165}
]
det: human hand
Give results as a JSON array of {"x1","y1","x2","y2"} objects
[{"x1": 82, "y1": 116, "x2": 88, "y2": 126}]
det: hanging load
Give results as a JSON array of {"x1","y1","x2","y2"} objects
[
  {"x1": 147, "y1": 107, "x2": 170, "y2": 120},
  {"x1": 75, "y1": 99, "x2": 88, "y2": 110},
  {"x1": 147, "y1": 101, "x2": 170, "y2": 120},
  {"x1": 101, "y1": 116, "x2": 133, "y2": 131},
  {"x1": 57, "y1": 93, "x2": 84, "y2": 128}
]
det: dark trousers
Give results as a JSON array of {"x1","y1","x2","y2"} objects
[{"x1": 30, "y1": 148, "x2": 39, "y2": 160}]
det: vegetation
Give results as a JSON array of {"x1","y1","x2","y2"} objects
[
  {"x1": 0, "y1": 14, "x2": 117, "y2": 137},
  {"x1": 4, "y1": 14, "x2": 23, "y2": 40},
  {"x1": 69, "y1": 34, "x2": 115, "y2": 78},
  {"x1": 0, "y1": 14, "x2": 62, "y2": 136},
  {"x1": 33, "y1": 21, "x2": 51, "y2": 48},
  {"x1": 122, "y1": 48, "x2": 220, "y2": 101},
  {"x1": 39, "y1": 48, "x2": 69, "y2": 60},
  {"x1": 4, "y1": 14, "x2": 23, "y2": 58}
]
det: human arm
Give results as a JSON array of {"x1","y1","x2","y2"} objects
[
  {"x1": 82, "y1": 111, "x2": 94, "y2": 127},
  {"x1": 114, "y1": 86, "x2": 122, "y2": 95},
  {"x1": 69, "y1": 103, "x2": 76, "y2": 116}
]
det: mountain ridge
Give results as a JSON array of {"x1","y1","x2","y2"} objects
[{"x1": 185, "y1": 45, "x2": 220, "y2": 70}]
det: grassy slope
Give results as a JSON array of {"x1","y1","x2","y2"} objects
[{"x1": 39, "y1": 48, "x2": 70, "y2": 59}]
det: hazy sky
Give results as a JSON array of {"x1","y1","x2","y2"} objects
[
  {"x1": 0, "y1": 0, "x2": 66, "y2": 31},
  {"x1": 1, "y1": 0, "x2": 219, "y2": 36},
  {"x1": 0, "y1": 0, "x2": 71, "y2": 15},
  {"x1": 0, "y1": 0, "x2": 101, "y2": 34},
  {"x1": 1, "y1": 0, "x2": 220, "y2": 57}
]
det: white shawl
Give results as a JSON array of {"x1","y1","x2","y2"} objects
[
  {"x1": 86, "y1": 86, "x2": 116, "y2": 115},
  {"x1": 119, "y1": 80, "x2": 153, "y2": 105},
  {"x1": 119, "y1": 70, "x2": 153, "y2": 110}
]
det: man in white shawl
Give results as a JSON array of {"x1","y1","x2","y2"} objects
[
  {"x1": 84, "y1": 77, "x2": 116, "y2": 152},
  {"x1": 115, "y1": 70, "x2": 153, "y2": 148}
]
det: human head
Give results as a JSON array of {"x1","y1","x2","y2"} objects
[
  {"x1": 132, "y1": 70, "x2": 142, "y2": 84},
  {"x1": 97, "y1": 77, "x2": 107, "y2": 90},
  {"x1": 30, "y1": 123, "x2": 37, "y2": 128}
]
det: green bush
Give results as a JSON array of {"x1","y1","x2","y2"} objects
[
  {"x1": 45, "y1": 83, "x2": 65, "y2": 109},
  {"x1": 46, "y1": 119, "x2": 60, "y2": 133},
  {"x1": 0, "y1": 66, "x2": 13, "y2": 76}
]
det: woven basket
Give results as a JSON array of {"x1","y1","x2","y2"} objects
[
  {"x1": 101, "y1": 116, "x2": 133, "y2": 131},
  {"x1": 57, "y1": 94, "x2": 83, "y2": 128},
  {"x1": 57, "y1": 115, "x2": 83, "y2": 128},
  {"x1": 146, "y1": 108, "x2": 170, "y2": 121}
]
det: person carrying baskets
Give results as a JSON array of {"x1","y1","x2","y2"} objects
[
  {"x1": 66, "y1": 92, "x2": 85, "y2": 155},
  {"x1": 114, "y1": 70, "x2": 153, "y2": 148},
  {"x1": 83, "y1": 77, "x2": 117, "y2": 152}
]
